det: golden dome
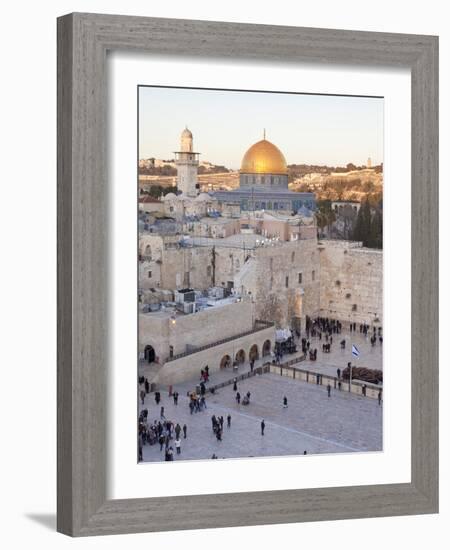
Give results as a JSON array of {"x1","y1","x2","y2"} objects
[{"x1": 240, "y1": 139, "x2": 288, "y2": 175}]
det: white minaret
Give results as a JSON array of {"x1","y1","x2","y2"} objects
[
  {"x1": 367, "y1": 157, "x2": 372, "y2": 168},
  {"x1": 174, "y1": 127, "x2": 200, "y2": 197}
]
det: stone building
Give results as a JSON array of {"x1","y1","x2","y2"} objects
[
  {"x1": 213, "y1": 132, "x2": 315, "y2": 213},
  {"x1": 138, "y1": 128, "x2": 383, "y2": 384},
  {"x1": 139, "y1": 297, "x2": 275, "y2": 384},
  {"x1": 174, "y1": 127, "x2": 200, "y2": 197}
]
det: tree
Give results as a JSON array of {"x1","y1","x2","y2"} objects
[
  {"x1": 315, "y1": 200, "x2": 336, "y2": 237},
  {"x1": 352, "y1": 200, "x2": 383, "y2": 249},
  {"x1": 352, "y1": 201, "x2": 371, "y2": 245}
]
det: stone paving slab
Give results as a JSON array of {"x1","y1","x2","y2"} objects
[{"x1": 140, "y1": 371, "x2": 382, "y2": 463}]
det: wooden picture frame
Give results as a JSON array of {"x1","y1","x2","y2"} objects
[{"x1": 57, "y1": 12, "x2": 438, "y2": 536}]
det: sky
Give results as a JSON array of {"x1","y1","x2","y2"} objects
[{"x1": 139, "y1": 86, "x2": 383, "y2": 170}]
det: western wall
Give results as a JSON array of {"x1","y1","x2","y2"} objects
[{"x1": 318, "y1": 240, "x2": 383, "y2": 325}]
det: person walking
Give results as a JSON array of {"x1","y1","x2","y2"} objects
[
  {"x1": 175, "y1": 438, "x2": 181, "y2": 455},
  {"x1": 140, "y1": 389, "x2": 145, "y2": 405},
  {"x1": 160, "y1": 406, "x2": 165, "y2": 419},
  {"x1": 144, "y1": 378, "x2": 149, "y2": 394},
  {"x1": 283, "y1": 396, "x2": 288, "y2": 408},
  {"x1": 327, "y1": 384, "x2": 331, "y2": 398},
  {"x1": 236, "y1": 391, "x2": 241, "y2": 404},
  {"x1": 227, "y1": 414, "x2": 231, "y2": 428},
  {"x1": 337, "y1": 368, "x2": 341, "y2": 379},
  {"x1": 159, "y1": 434, "x2": 165, "y2": 451},
  {"x1": 183, "y1": 424, "x2": 187, "y2": 438},
  {"x1": 233, "y1": 378, "x2": 238, "y2": 392},
  {"x1": 261, "y1": 419, "x2": 265, "y2": 436},
  {"x1": 378, "y1": 389, "x2": 382, "y2": 406},
  {"x1": 175, "y1": 423, "x2": 181, "y2": 439}
]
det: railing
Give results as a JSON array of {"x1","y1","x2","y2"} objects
[
  {"x1": 270, "y1": 360, "x2": 382, "y2": 400},
  {"x1": 166, "y1": 320, "x2": 274, "y2": 363},
  {"x1": 188, "y1": 363, "x2": 271, "y2": 396}
]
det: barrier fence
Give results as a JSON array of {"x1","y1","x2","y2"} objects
[
  {"x1": 189, "y1": 356, "x2": 382, "y2": 401},
  {"x1": 269, "y1": 362, "x2": 382, "y2": 400}
]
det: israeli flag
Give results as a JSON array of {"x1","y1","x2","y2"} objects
[{"x1": 352, "y1": 344, "x2": 360, "y2": 357}]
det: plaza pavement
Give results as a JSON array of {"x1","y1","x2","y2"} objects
[{"x1": 139, "y1": 328, "x2": 383, "y2": 462}]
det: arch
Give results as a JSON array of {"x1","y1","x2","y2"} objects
[
  {"x1": 235, "y1": 349, "x2": 246, "y2": 364},
  {"x1": 249, "y1": 344, "x2": 259, "y2": 361},
  {"x1": 144, "y1": 345, "x2": 155, "y2": 363},
  {"x1": 262, "y1": 340, "x2": 271, "y2": 357},
  {"x1": 143, "y1": 244, "x2": 152, "y2": 259},
  {"x1": 220, "y1": 354, "x2": 231, "y2": 369}
]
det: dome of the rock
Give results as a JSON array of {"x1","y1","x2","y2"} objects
[{"x1": 240, "y1": 139, "x2": 288, "y2": 175}]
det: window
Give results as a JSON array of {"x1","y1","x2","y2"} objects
[
  {"x1": 312, "y1": 270, "x2": 316, "y2": 281},
  {"x1": 298, "y1": 272, "x2": 302, "y2": 284},
  {"x1": 207, "y1": 265, "x2": 212, "y2": 277},
  {"x1": 148, "y1": 271, "x2": 152, "y2": 278},
  {"x1": 291, "y1": 251, "x2": 295, "y2": 262},
  {"x1": 285, "y1": 276, "x2": 289, "y2": 288},
  {"x1": 352, "y1": 304, "x2": 358, "y2": 311}
]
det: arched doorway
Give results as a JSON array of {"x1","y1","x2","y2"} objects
[
  {"x1": 144, "y1": 244, "x2": 152, "y2": 259},
  {"x1": 249, "y1": 344, "x2": 259, "y2": 362},
  {"x1": 235, "y1": 349, "x2": 246, "y2": 364},
  {"x1": 262, "y1": 340, "x2": 271, "y2": 357},
  {"x1": 144, "y1": 345, "x2": 155, "y2": 363},
  {"x1": 220, "y1": 354, "x2": 231, "y2": 369}
]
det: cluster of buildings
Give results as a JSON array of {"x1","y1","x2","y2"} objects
[{"x1": 139, "y1": 129, "x2": 382, "y2": 384}]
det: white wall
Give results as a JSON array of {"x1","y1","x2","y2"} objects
[{"x1": 1, "y1": 1, "x2": 447, "y2": 549}]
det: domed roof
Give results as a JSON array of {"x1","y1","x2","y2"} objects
[
  {"x1": 195, "y1": 192, "x2": 212, "y2": 202},
  {"x1": 240, "y1": 139, "x2": 288, "y2": 175},
  {"x1": 181, "y1": 127, "x2": 192, "y2": 138},
  {"x1": 163, "y1": 192, "x2": 177, "y2": 201},
  {"x1": 178, "y1": 193, "x2": 193, "y2": 201}
]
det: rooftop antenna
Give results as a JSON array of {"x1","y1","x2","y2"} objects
[{"x1": 263, "y1": 128, "x2": 266, "y2": 140}]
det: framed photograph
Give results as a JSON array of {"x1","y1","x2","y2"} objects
[{"x1": 57, "y1": 13, "x2": 438, "y2": 536}]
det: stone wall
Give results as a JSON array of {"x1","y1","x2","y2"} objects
[
  {"x1": 139, "y1": 300, "x2": 255, "y2": 362},
  {"x1": 319, "y1": 240, "x2": 383, "y2": 325},
  {"x1": 161, "y1": 245, "x2": 213, "y2": 289},
  {"x1": 236, "y1": 239, "x2": 321, "y2": 328},
  {"x1": 153, "y1": 324, "x2": 275, "y2": 385}
]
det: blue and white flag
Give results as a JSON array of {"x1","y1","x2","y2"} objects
[{"x1": 352, "y1": 344, "x2": 360, "y2": 358}]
